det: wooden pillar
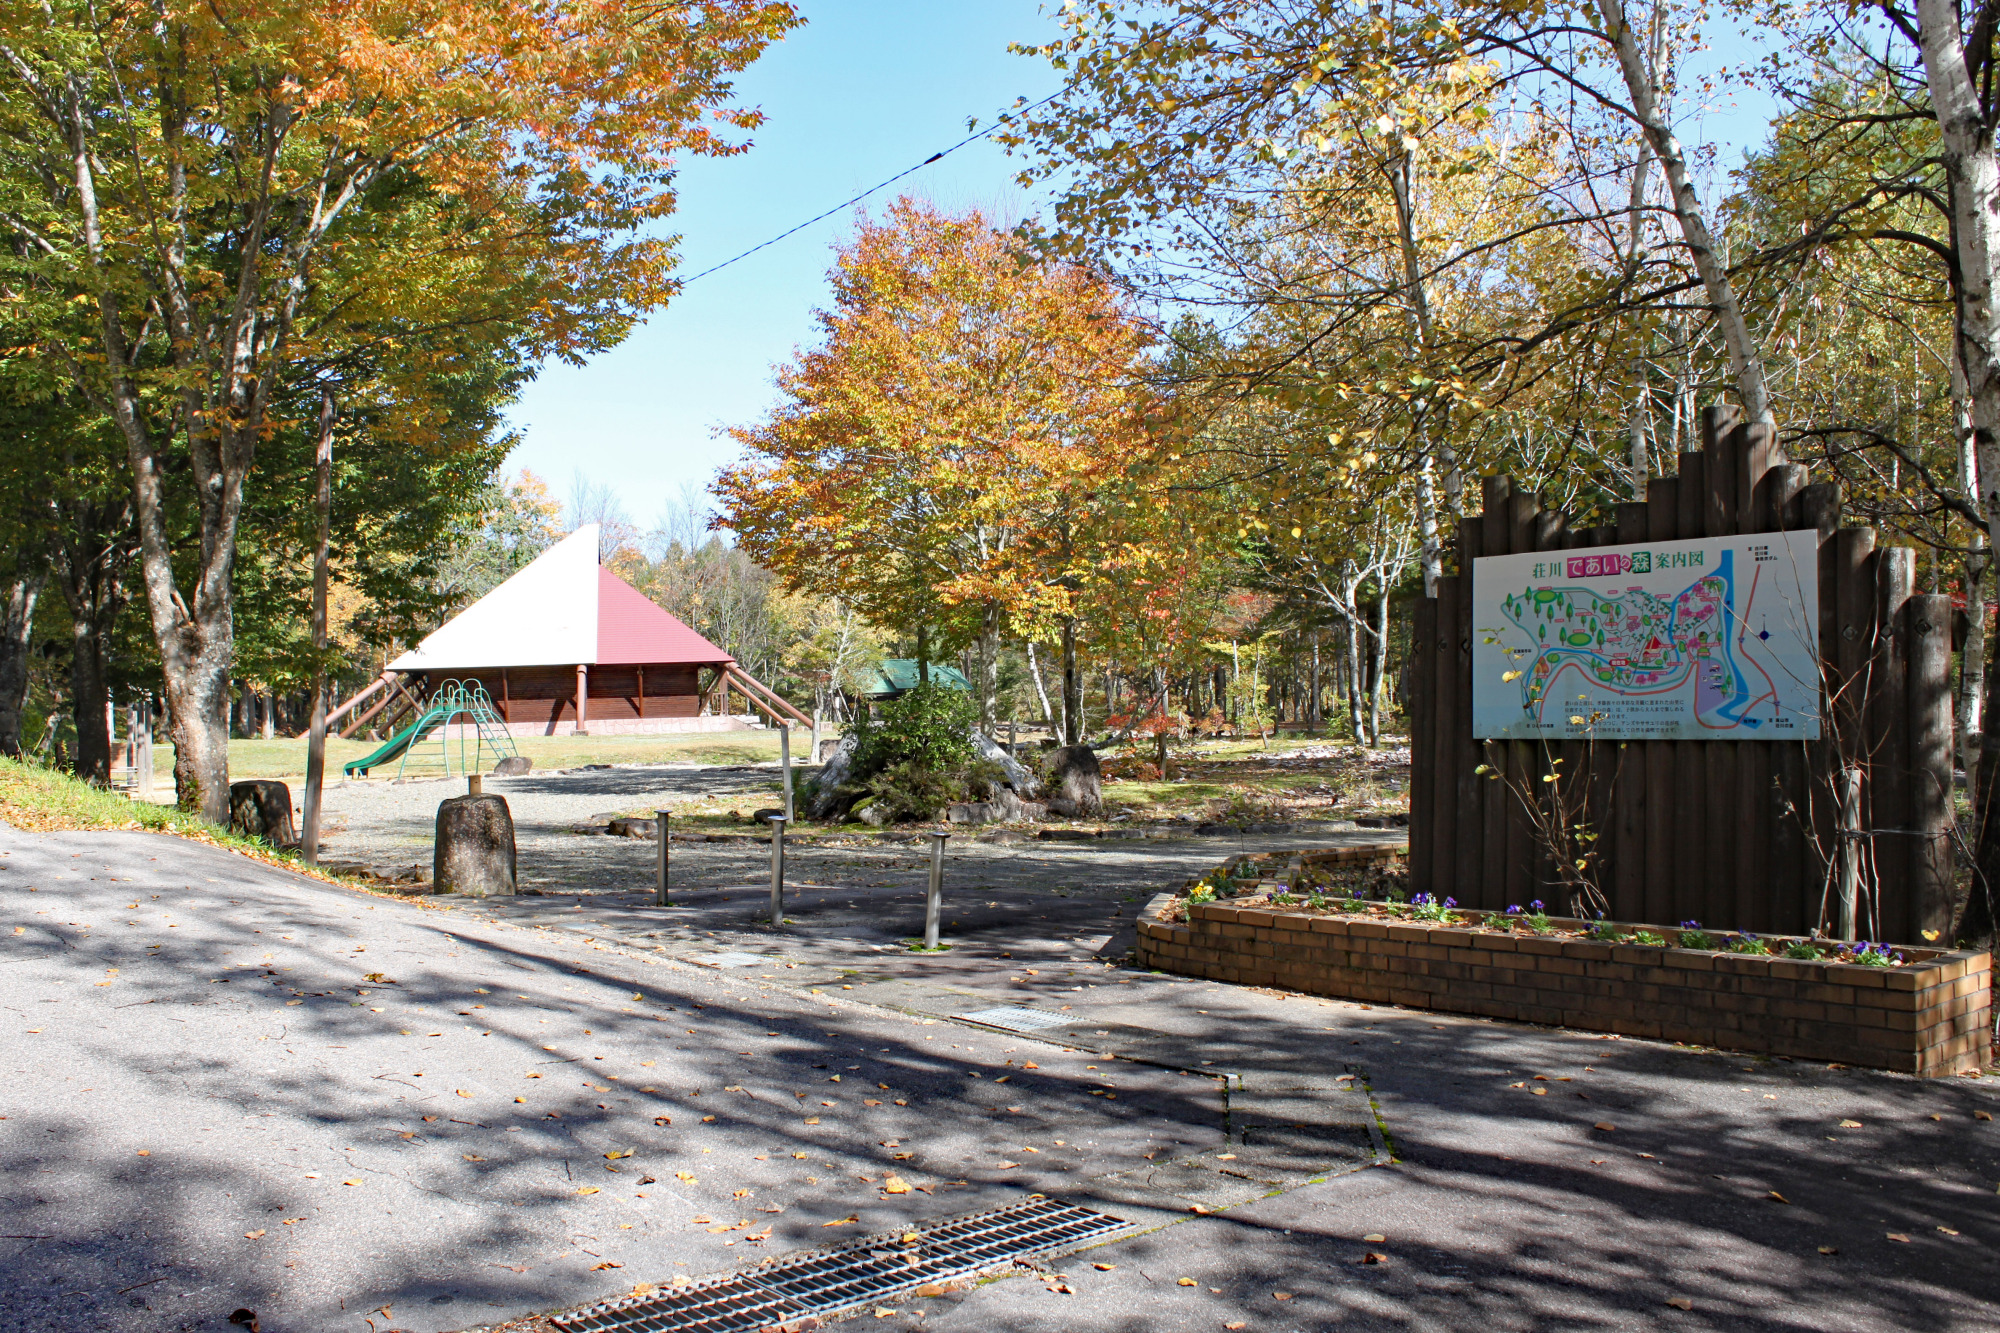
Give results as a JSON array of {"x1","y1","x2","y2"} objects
[
  {"x1": 500, "y1": 668, "x2": 510, "y2": 724},
  {"x1": 1871, "y1": 548, "x2": 1915, "y2": 942},
  {"x1": 1907, "y1": 593, "x2": 1956, "y2": 944},
  {"x1": 1409, "y1": 595, "x2": 1438, "y2": 895},
  {"x1": 576, "y1": 663, "x2": 590, "y2": 736},
  {"x1": 637, "y1": 666, "x2": 646, "y2": 720}
]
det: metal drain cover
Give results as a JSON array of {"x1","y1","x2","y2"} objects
[
  {"x1": 551, "y1": 1197, "x2": 1128, "y2": 1331},
  {"x1": 955, "y1": 1006, "x2": 1075, "y2": 1032}
]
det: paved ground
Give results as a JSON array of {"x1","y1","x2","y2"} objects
[{"x1": 5, "y1": 775, "x2": 1999, "y2": 1333}]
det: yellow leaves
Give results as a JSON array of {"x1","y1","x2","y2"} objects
[
  {"x1": 575, "y1": 1187, "x2": 600, "y2": 1195},
  {"x1": 822, "y1": 1214, "x2": 859, "y2": 1228},
  {"x1": 882, "y1": 1175, "x2": 910, "y2": 1194},
  {"x1": 455, "y1": 1089, "x2": 474, "y2": 1099},
  {"x1": 605, "y1": 1149, "x2": 633, "y2": 1160},
  {"x1": 675, "y1": 1171, "x2": 697, "y2": 1184}
]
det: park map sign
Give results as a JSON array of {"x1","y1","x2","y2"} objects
[{"x1": 1471, "y1": 532, "x2": 1822, "y2": 741}]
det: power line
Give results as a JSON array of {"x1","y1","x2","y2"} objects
[{"x1": 677, "y1": 93, "x2": 1060, "y2": 287}]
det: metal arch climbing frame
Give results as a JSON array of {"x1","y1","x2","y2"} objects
[
  {"x1": 343, "y1": 679, "x2": 520, "y2": 778},
  {"x1": 396, "y1": 679, "x2": 519, "y2": 779}
]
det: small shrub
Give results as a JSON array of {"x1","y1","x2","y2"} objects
[
  {"x1": 1522, "y1": 899, "x2": 1552, "y2": 934},
  {"x1": 861, "y1": 760, "x2": 963, "y2": 823},
  {"x1": 1410, "y1": 893, "x2": 1457, "y2": 923},
  {"x1": 1850, "y1": 942, "x2": 1902, "y2": 968},
  {"x1": 1782, "y1": 939, "x2": 1823, "y2": 960},
  {"x1": 1305, "y1": 891, "x2": 1329, "y2": 910},
  {"x1": 1633, "y1": 929, "x2": 1668, "y2": 947},
  {"x1": 1187, "y1": 883, "x2": 1216, "y2": 905},
  {"x1": 1676, "y1": 921, "x2": 1716, "y2": 950},
  {"x1": 1588, "y1": 920, "x2": 1625, "y2": 943}
]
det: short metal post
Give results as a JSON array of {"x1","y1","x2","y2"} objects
[
  {"x1": 769, "y1": 815, "x2": 786, "y2": 925},
  {"x1": 781, "y1": 724, "x2": 794, "y2": 823},
  {"x1": 924, "y1": 830, "x2": 949, "y2": 949},
  {"x1": 655, "y1": 808, "x2": 671, "y2": 907},
  {"x1": 468, "y1": 774, "x2": 482, "y2": 797}
]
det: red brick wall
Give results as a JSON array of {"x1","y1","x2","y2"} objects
[{"x1": 1137, "y1": 906, "x2": 1990, "y2": 1077}]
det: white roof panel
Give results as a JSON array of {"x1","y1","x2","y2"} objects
[{"x1": 388, "y1": 525, "x2": 600, "y2": 670}]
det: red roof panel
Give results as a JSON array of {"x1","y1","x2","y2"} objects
[{"x1": 595, "y1": 567, "x2": 733, "y2": 666}]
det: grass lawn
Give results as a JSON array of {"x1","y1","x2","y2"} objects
[{"x1": 144, "y1": 729, "x2": 798, "y2": 782}]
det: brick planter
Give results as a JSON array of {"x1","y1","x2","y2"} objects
[{"x1": 1137, "y1": 903, "x2": 1990, "y2": 1077}]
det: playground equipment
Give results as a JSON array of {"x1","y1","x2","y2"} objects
[{"x1": 344, "y1": 679, "x2": 520, "y2": 779}]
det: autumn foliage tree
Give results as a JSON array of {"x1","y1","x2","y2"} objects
[
  {"x1": 718, "y1": 199, "x2": 1170, "y2": 738},
  {"x1": 0, "y1": 0, "x2": 798, "y2": 816}
]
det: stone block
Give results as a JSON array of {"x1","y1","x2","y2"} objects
[
  {"x1": 435, "y1": 794, "x2": 517, "y2": 896},
  {"x1": 229, "y1": 780, "x2": 296, "y2": 847}
]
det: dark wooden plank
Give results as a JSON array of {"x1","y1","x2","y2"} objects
[
  {"x1": 1832, "y1": 527, "x2": 1878, "y2": 937},
  {"x1": 1770, "y1": 461, "x2": 1808, "y2": 533},
  {"x1": 1504, "y1": 493, "x2": 1543, "y2": 912},
  {"x1": 1609, "y1": 501, "x2": 1650, "y2": 922},
  {"x1": 1430, "y1": 574, "x2": 1461, "y2": 904},
  {"x1": 1456, "y1": 518, "x2": 1487, "y2": 906},
  {"x1": 1644, "y1": 475, "x2": 1680, "y2": 925},
  {"x1": 1480, "y1": 480, "x2": 1514, "y2": 911},
  {"x1": 1907, "y1": 593, "x2": 1956, "y2": 946},
  {"x1": 1871, "y1": 546, "x2": 1915, "y2": 944},
  {"x1": 1704, "y1": 405, "x2": 1743, "y2": 537},
  {"x1": 1740, "y1": 421, "x2": 1782, "y2": 533},
  {"x1": 1678, "y1": 452, "x2": 1706, "y2": 540},
  {"x1": 1408, "y1": 595, "x2": 1438, "y2": 896},
  {"x1": 1799, "y1": 485, "x2": 1843, "y2": 930},
  {"x1": 1673, "y1": 452, "x2": 1707, "y2": 925}
]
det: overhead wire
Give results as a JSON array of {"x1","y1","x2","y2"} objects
[{"x1": 676, "y1": 92, "x2": 1062, "y2": 287}]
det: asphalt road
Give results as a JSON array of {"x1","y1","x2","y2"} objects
[{"x1": 4, "y1": 820, "x2": 1998, "y2": 1333}]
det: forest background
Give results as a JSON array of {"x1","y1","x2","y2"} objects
[{"x1": 6, "y1": 0, "x2": 2000, "y2": 869}]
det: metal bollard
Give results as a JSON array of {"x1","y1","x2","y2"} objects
[
  {"x1": 781, "y1": 725, "x2": 794, "y2": 823},
  {"x1": 655, "y1": 808, "x2": 671, "y2": 907},
  {"x1": 769, "y1": 815, "x2": 786, "y2": 925},
  {"x1": 924, "y1": 829, "x2": 949, "y2": 949}
]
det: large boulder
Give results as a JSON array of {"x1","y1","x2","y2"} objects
[
  {"x1": 972, "y1": 730, "x2": 1040, "y2": 796},
  {"x1": 492, "y1": 755, "x2": 532, "y2": 777},
  {"x1": 229, "y1": 780, "x2": 296, "y2": 847},
  {"x1": 807, "y1": 730, "x2": 861, "y2": 818},
  {"x1": 434, "y1": 794, "x2": 516, "y2": 896},
  {"x1": 1045, "y1": 745, "x2": 1103, "y2": 819}
]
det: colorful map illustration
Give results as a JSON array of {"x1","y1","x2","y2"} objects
[{"x1": 1471, "y1": 532, "x2": 1821, "y2": 741}]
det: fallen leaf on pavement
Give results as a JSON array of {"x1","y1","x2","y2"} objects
[
  {"x1": 823, "y1": 1215, "x2": 859, "y2": 1228},
  {"x1": 135, "y1": 1150, "x2": 149, "y2": 1156},
  {"x1": 1177, "y1": 1278, "x2": 1197, "y2": 1287},
  {"x1": 1362, "y1": 1253, "x2": 1387, "y2": 1265},
  {"x1": 1531, "y1": 1087, "x2": 1546, "y2": 1096},
  {"x1": 575, "y1": 1187, "x2": 600, "y2": 1195},
  {"x1": 1839, "y1": 1119, "x2": 1863, "y2": 1129},
  {"x1": 456, "y1": 1090, "x2": 473, "y2": 1099},
  {"x1": 654, "y1": 1117, "x2": 671, "y2": 1127},
  {"x1": 915, "y1": 1284, "x2": 947, "y2": 1297},
  {"x1": 243, "y1": 1230, "x2": 265, "y2": 1239},
  {"x1": 606, "y1": 1149, "x2": 633, "y2": 1160},
  {"x1": 1818, "y1": 1246, "x2": 1837, "y2": 1255},
  {"x1": 1666, "y1": 1296, "x2": 1692, "y2": 1311},
  {"x1": 1226, "y1": 1323, "x2": 1246, "y2": 1330},
  {"x1": 1938, "y1": 1226, "x2": 1961, "y2": 1236},
  {"x1": 1188, "y1": 1204, "x2": 1210, "y2": 1215},
  {"x1": 1593, "y1": 1122, "x2": 1616, "y2": 1132},
  {"x1": 883, "y1": 1176, "x2": 910, "y2": 1194},
  {"x1": 1768, "y1": 1192, "x2": 1790, "y2": 1203},
  {"x1": 591, "y1": 1261, "x2": 622, "y2": 1271},
  {"x1": 1977, "y1": 1111, "x2": 1993, "y2": 1122},
  {"x1": 1361, "y1": 1233, "x2": 1387, "y2": 1243},
  {"x1": 676, "y1": 1172, "x2": 697, "y2": 1183},
  {"x1": 463, "y1": 1154, "x2": 486, "y2": 1162},
  {"x1": 343, "y1": 1179, "x2": 363, "y2": 1187},
  {"x1": 1273, "y1": 1291, "x2": 1293, "y2": 1300},
  {"x1": 1887, "y1": 1233, "x2": 1910, "y2": 1243},
  {"x1": 804, "y1": 1117, "x2": 820, "y2": 1125},
  {"x1": 996, "y1": 1161, "x2": 1020, "y2": 1170}
]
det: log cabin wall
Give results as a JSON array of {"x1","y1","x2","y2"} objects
[
  {"x1": 1407, "y1": 405, "x2": 1957, "y2": 947},
  {"x1": 423, "y1": 665, "x2": 705, "y2": 727}
]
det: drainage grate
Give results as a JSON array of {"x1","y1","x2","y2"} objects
[
  {"x1": 551, "y1": 1197, "x2": 1127, "y2": 1332},
  {"x1": 955, "y1": 1006, "x2": 1075, "y2": 1033}
]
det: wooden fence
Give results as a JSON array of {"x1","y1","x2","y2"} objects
[{"x1": 1407, "y1": 406, "x2": 1956, "y2": 946}]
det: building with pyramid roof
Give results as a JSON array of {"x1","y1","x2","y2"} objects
[{"x1": 328, "y1": 526, "x2": 806, "y2": 739}]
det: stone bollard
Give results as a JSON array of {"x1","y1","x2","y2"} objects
[
  {"x1": 1045, "y1": 745, "x2": 1103, "y2": 819},
  {"x1": 434, "y1": 794, "x2": 516, "y2": 896},
  {"x1": 229, "y1": 780, "x2": 297, "y2": 847},
  {"x1": 492, "y1": 755, "x2": 532, "y2": 777}
]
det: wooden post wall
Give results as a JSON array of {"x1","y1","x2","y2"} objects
[{"x1": 1406, "y1": 414, "x2": 1958, "y2": 944}]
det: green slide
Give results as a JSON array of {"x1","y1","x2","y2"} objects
[{"x1": 343, "y1": 680, "x2": 519, "y2": 778}]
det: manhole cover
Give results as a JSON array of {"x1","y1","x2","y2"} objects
[
  {"x1": 702, "y1": 952, "x2": 776, "y2": 968},
  {"x1": 955, "y1": 1006, "x2": 1075, "y2": 1032},
  {"x1": 550, "y1": 1197, "x2": 1127, "y2": 1331}
]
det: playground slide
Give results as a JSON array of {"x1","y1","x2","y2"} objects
[{"x1": 343, "y1": 714, "x2": 438, "y2": 777}]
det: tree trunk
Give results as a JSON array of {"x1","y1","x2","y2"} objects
[
  {"x1": 68, "y1": 617, "x2": 111, "y2": 784},
  {"x1": 0, "y1": 571, "x2": 43, "y2": 757},
  {"x1": 976, "y1": 605, "x2": 999, "y2": 734},
  {"x1": 1963, "y1": 553, "x2": 1990, "y2": 792},
  {"x1": 1369, "y1": 579, "x2": 1391, "y2": 746},
  {"x1": 1060, "y1": 616, "x2": 1082, "y2": 747},
  {"x1": 1026, "y1": 640, "x2": 1057, "y2": 732},
  {"x1": 302, "y1": 391, "x2": 334, "y2": 865},
  {"x1": 1596, "y1": 0, "x2": 1773, "y2": 424}
]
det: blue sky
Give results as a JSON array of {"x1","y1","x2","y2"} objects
[
  {"x1": 503, "y1": 2, "x2": 1064, "y2": 526},
  {"x1": 503, "y1": 4, "x2": 1787, "y2": 529}
]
